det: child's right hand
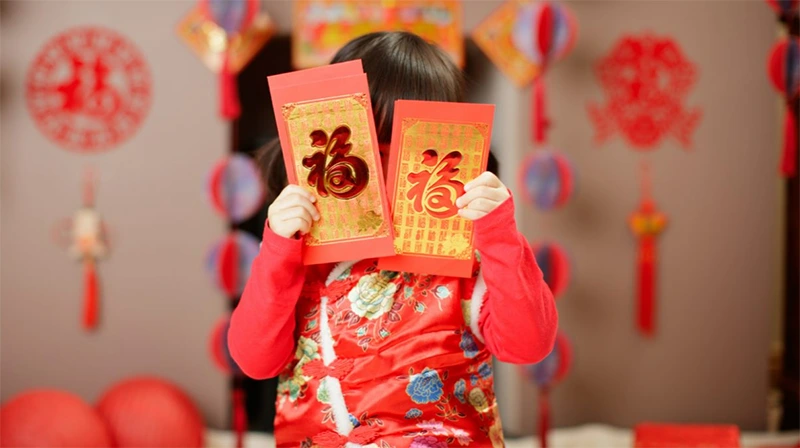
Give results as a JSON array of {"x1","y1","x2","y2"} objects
[{"x1": 267, "y1": 185, "x2": 320, "y2": 239}]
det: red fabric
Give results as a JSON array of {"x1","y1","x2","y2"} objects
[
  {"x1": 83, "y1": 261, "x2": 98, "y2": 331},
  {"x1": 219, "y1": 53, "x2": 240, "y2": 120},
  {"x1": 638, "y1": 236, "x2": 656, "y2": 336},
  {"x1": 312, "y1": 426, "x2": 380, "y2": 448},
  {"x1": 782, "y1": 110, "x2": 797, "y2": 177},
  {"x1": 302, "y1": 359, "x2": 354, "y2": 380},
  {"x1": 228, "y1": 197, "x2": 557, "y2": 445}
]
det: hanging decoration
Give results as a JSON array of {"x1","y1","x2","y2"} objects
[
  {"x1": 518, "y1": 150, "x2": 575, "y2": 210},
  {"x1": 587, "y1": 33, "x2": 702, "y2": 150},
  {"x1": 519, "y1": 332, "x2": 573, "y2": 448},
  {"x1": 177, "y1": 1, "x2": 274, "y2": 120},
  {"x1": 766, "y1": 37, "x2": 800, "y2": 177},
  {"x1": 207, "y1": 153, "x2": 265, "y2": 224},
  {"x1": 628, "y1": 161, "x2": 667, "y2": 337},
  {"x1": 209, "y1": 317, "x2": 247, "y2": 448},
  {"x1": 26, "y1": 27, "x2": 152, "y2": 153},
  {"x1": 205, "y1": 231, "x2": 260, "y2": 298},
  {"x1": 764, "y1": 0, "x2": 799, "y2": 17},
  {"x1": 531, "y1": 242, "x2": 571, "y2": 298},
  {"x1": 292, "y1": 0, "x2": 463, "y2": 69},
  {"x1": 53, "y1": 169, "x2": 109, "y2": 331},
  {"x1": 472, "y1": 0, "x2": 577, "y2": 143}
]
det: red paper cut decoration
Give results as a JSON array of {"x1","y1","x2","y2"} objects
[
  {"x1": 519, "y1": 332, "x2": 573, "y2": 448},
  {"x1": 628, "y1": 162, "x2": 667, "y2": 337},
  {"x1": 53, "y1": 169, "x2": 109, "y2": 331},
  {"x1": 588, "y1": 34, "x2": 702, "y2": 150},
  {"x1": 26, "y1": 27, "x2": 152, "y2": 153},
  {"x1": 767, "y1": 37, "x2": 799, "y2": 177}
]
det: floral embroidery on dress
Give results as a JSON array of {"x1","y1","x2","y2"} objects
[
  {"x1": 348, "y1": 271, "x2": 398, "y2": 320},
  {"x1": 410, "y1": 436, "x2": 448, "y2": 448},
  {"x1": 488, "y1": 419, "x2": 504, "y2": 448},
  {"x1": 468, "y1": 388, "x2": 489, "y2": 414},
  {"x1": 277, "y1": 335, "x2": 320, "y2": 403},
  {"x1": 451, "y1": 428, "x2": 473, "y2": 446},
  {"x1": 417, "y1": 420, "x2": 449, "y2": 436},
  {"x1": 406, "y1": 368, "x2": 445, "y2": 404},
  {"x1": 460, "y1": 331, "x2": 479, "y2": 358},
  {"x1": 405, "y1": 408, "x2": 423, "y2": 419},
  {"x1": 454, "y1": 379, "x2": 467, "y2": 404}
]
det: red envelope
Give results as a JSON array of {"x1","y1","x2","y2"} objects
[
  {"x1": 268, "y1": 64, "x2": 394, "y2": 265},
  {"x1": 378, "y1": 100, "x2": 495, "y2": 278}
]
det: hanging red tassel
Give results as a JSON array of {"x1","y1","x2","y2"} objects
[
  {"x1": 219, "y1": 51, "x2": 241, "y2": 120},
  {"x1": 538, "y1": 388, "x2": 550, "y2": 448},
  {"x1": 233, "y1": 387, "x2": 247, "y2": 448},
  {"x1": 637, "y1": 234, "x2": 656, "y2": 336},
  {"x1": 533, "y1": 77, "x2": 549, "y2": 144},
  {"x1": 780, "y1": 109, "x2": 797, "y2": 177},
  {"x1": 83, "y1": 259, "x2": 98, "y2": 331}
]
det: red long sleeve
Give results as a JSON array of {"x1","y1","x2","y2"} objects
[
  {"x1": 473, "y1": 197, "x2": 558, "y2": 364},
  {"x1": 228, "y1": 225, "x2": 308, "y2": 380}
]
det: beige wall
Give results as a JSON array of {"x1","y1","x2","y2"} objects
[
  {"x1": 500, "y1": 0, "x2": 780, "y2": 433},
  {"x1": 1, "y1": 0, "x2": 781, "y2": 434},
  {"x1": 1, "y1": 0, "x2": 229, "y2": 427}
]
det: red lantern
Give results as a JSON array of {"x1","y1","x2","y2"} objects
[
  {"x1": 96, "y1": 377, "x2": 205, "y2": 448},
  {"x1": 0, "y1": 390, "x2": 112, "y2": 448}
]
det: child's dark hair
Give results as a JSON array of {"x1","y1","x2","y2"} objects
[{"x1": 256, "y1": 31, "x2": 495, "y2": 203}]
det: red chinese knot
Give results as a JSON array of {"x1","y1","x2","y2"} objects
[
  {"x1": 26, "y1": 27, "x2": 152, "y2": 153},
  {"x1": 588, "y1": 34, "x2": 702, "y2": 151}
]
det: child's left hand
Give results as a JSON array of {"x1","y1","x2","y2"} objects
[{"x1": 456, "y1": 172, "x2": 511, "y2": 221}]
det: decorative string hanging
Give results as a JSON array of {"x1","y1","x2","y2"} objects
[{"x1": 628, "y1": 161, "x2": 667, "y2": 337}]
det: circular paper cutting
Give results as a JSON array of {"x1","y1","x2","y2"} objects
[
  {"x1": 519, "y1": 332, "x2": 572, "y2": 388},
  {"x1": 205, "y1": 231, "x2": 260, "y2": 298},
  {"x1": 26, "y1": 27, "x2": 152, "y2": 153},
  {"x1": 209, "y1": 316, "x2": 242, "y2": 375},
  {"x1": 531, "y1": 242, "x2": 571, "y2": 298},
  {"x1": 519, "y1": 150, "x2": 575, "y2": 210},
  {"x1": 207, "y1": 154, "x2": 265, "y2": 224}
]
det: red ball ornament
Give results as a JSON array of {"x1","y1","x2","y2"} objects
[
  {"x1": 0, "y1": 389, "x2": 112, "y2": 448},
  {"x1": 96, "y1": 377, "x2": 205, "y2": 448},
  {"x1": 209, "y1": 316, "x2": 242, "y2": 376}
]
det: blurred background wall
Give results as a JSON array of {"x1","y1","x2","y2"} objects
[{"x1": 0, "y1": 0, "x2": 784, "y2": 433}]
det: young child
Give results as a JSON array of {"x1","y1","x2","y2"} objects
[{"x1": 229, "y1": 32, "x2": 557, "y2": 448}]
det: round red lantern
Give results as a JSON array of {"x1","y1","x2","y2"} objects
[
  {"x1": 531, "y1": 242, "x2": 571, "y2": 298},
  {"x1": 96, "y1": 377, "x2": 204, "y2": 448},
  {"x1": 0, "y1": 389, "x2": 112, "y2": 448}
]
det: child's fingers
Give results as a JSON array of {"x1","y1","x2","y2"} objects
[
  {"x1": 464, "y1": 197, "x2": 501, "y2": 213},
  {"x1": 278, "y1": 185, "x2": 316, "y2": 203},
  {"x1": 455, "y1": 185, "x2": 507, "y2": 208},
  {"x1": 285, "y1": 217, "x2": 311, "y2": 235},
  {"x1": 279, "y1": 206, "x2": 315, "y2": 225},
  {"x1": 270, "y1": 194, "x2": 320, "y2": 220},
  {"x1": 464, "y1": 172, "x2": 502, "y2": 192},
  {"x1": 457, "y1": 208, "x2": 488, "y2": 221}
]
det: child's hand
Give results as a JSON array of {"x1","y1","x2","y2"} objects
[
  {"x1": 455, "y1": 172, "x2": 511, "y2": 221},
  {"x1": 267, "y1": 185, "x2": 320, "y2": 239}
]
